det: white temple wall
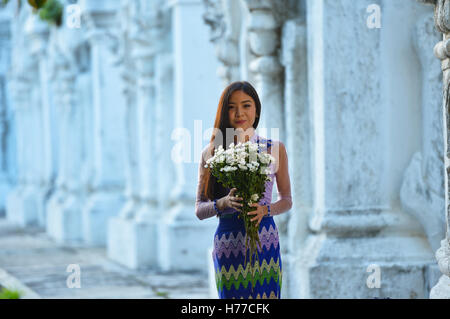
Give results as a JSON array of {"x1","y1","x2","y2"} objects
[{"x1": 0, "y1": 0, "x2": 448, "y2": 299}]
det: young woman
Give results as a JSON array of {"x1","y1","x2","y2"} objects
[{"x1": 195, "y1": 81, "x2": 292, "y2": 299}]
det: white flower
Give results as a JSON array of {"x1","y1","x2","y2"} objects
[
  {"x1": 238, "y1": 164, "x2": 248, "y2": 170},
  {"x1": 249, "y1": 143, "x2": 258, "y2": 152},
  {"x1": 258, "y1": 154, "x2": 269, "y2": 164},
  {"x1": 268, "y1": 154, "x2": 276, "y2": 164},
  {"x1": 259, "y1": 166, "x2": 269, "y2": 175},
  {"x1": 251, "y1": 194, "x2": 259, "y2": 202}
]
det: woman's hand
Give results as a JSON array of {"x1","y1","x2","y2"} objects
[
  {"x1": 247, "y1": 203, "x2": 268, "y2": 227},
  {"x1": 218, "y1": 188, "x2": 243, "y2": 211}
]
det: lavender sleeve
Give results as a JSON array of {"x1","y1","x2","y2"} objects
[
  {"x1": 269, "y1": 193, "x2": 293, "y2": 216},
  {"x1": 195, "y1": 147, "x2": 219, "y2": 220}
]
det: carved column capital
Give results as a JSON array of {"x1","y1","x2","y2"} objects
[
  {"x1": 203, "y1": 0, "x2": 226, "y2": 43},
  {"x1": 203, "y1": 0, "x2": 241, "y2": 84},
  {"x1": 81, "y1": 0, "x2": 121, "y2": 56},
  {"x1": 243, "y1": 0, "x2": 286, "y2": 78},
  {"x1": 434, "y1": 0, "x2": 450, "y2": 34}
]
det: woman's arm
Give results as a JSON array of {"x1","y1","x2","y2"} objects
[
  {"x1": 195, "y1": 146, "x2": 218, "y2": 220},
  {"x1": 269, "y1": 141, "x2": 293, "y2": 215}
]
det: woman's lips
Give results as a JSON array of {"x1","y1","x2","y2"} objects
[{"x1": 236, "y1": 120, "x2": 246, "y2": 124}]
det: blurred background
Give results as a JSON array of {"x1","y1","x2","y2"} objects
[{"x1": 0, "y1": 0, "x2": 448, "y2": 299}]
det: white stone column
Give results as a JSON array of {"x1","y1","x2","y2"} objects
[
  {"x1": 421, "y1": 0, "x2": 450, "y2": 299},
  {"x1": 47, "y1": 47, "x2": 84, "y2": 244},
  {"x1": 27, "y1": 16, "x2": 55, "y2": 229},
  {"x1": 78, "y1": 44, "x2": 94, "y2": 235},
  {"x1": 6, "y1": 7, "x2": 34, "y2": 226},
  {"x1": 45, "y1": 42, "x2": 69, "y2": 237},
  {"x1": 6, "y1": 78, "x2": 29, "y2": 225},
  {"x1": 7, "y1": 13, "x2": 47, "y2": 227},
  {"x1": 18, "y1": 76, "x2": 43, "y2": 227},
  {"x1": 158, "y1": 0, "x2": 220, "y2": 273},
  {"x1": 108, "y1": 0, "x2": 163, "y2": 269},
  {"x1": 109, "y1": 49, "x2": 158, "y2": 267},
  {"x1": 153, "y1": 18, "x2": 177, "y2": 268},
  {"x1": 0, "y1": 14, "x2": 13, "y2": 217},
  {"x1": 400, "y1": 9, "x2": 445, "y2": 260},
  {"x1": 298, "y1": 0, "x2": 435, "y2": 298},
  {"x1": 280, "y1": 17, "x2": 310, "y2": 298},
  {"x1": 113, "y1": 0, "x2": 139, "y2": 221},
  {"x1": 203, "y1": 0, "x2": 243, "y2": 86},
  {"x1": 134, "y1": 52, "x2": 157, "y2": 223},
  {"x1": 154, "y1": 53, "x2": 175, "y2": 216},
  {"x1": 54, "y1": 21, "x2": 88, "y2": 244},
  {"x1": 81, "y1": 0, "x2": 127, "y2": 246},
  {"x1": 242, "y1": 0, "x2": 284, "y2": 138}
]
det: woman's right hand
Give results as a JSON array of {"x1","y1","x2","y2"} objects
[{"x1": 218, "y1": 188, "x2": 243, "y2": 211}]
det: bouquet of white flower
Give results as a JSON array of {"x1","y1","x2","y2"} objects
[{"x1": 204, "y1": 139, "x2": 275, "y2": 275}]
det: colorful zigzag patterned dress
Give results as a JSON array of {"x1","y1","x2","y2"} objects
[{"x1": 212, "y1": 135, "x2": 282, "y2": 299}]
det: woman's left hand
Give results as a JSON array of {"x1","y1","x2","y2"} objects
[{"x1": 247, "y1": 203, "x2": 268, "y2": 227}]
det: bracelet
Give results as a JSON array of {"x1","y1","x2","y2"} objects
[
  {"x1": 213, "y1": 199, "x2": 222, "y2": 216},
  {"x1": 263, "y1": 202, "x2": 271, "y2": 217}
]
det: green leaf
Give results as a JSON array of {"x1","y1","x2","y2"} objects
[
  {"x1": 38, "y1": 0, "x2": 63, "y2": 27},
  {"x1": 28, "y1": 0, "x2": 47, "y2": 9},
  {"x1": 0, "y1": 287, "x2": 22, "y2": 299}
]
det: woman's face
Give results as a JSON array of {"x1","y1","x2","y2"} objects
[{"x1": 228, "y1": 90, "x2": 258, "y2": 132}]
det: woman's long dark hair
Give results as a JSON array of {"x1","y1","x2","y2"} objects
[{"x1": 201, "y1": 81, "x2": 262, "y2": 202}]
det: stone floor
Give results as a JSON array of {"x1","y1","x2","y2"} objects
[{"x1": 0, "y1": 217, "x2": 211, "y2": 299}]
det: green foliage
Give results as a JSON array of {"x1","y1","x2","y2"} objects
[
  {"x1": 155, "y1": 291, "x2": 169, "y2": 298},
  {"x1": 28, "y1": 0, "x2": 47, "y2": 10},
  {"x1": 0, "y1": 287, "x2": 22, "y2": 299},
  {"x1": 38, "y1": 0, "x2": 62, "y2": 27},
  {"x1": 1, "y1": 0, "x2": 63, "y2": 28}
]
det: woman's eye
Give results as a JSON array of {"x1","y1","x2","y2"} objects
[{"x1": 229, "y1": 104, "x2": 250, "y2": 109}]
